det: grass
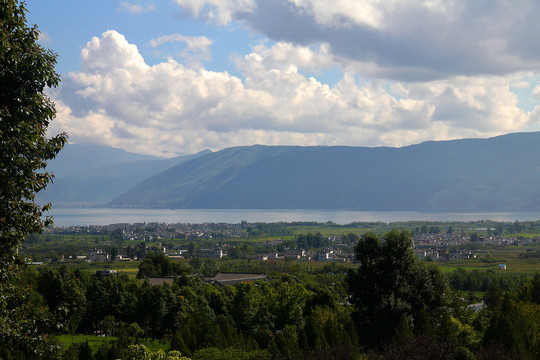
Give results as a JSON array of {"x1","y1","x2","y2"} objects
[
  {"x1": 57, "y1": 334, "x2": 170, "y2": 353},
  {"x1": 435, "y1": 251, "x2": 539, "y2": 276},
  {"x1": 57, "y1": 334, "x2": 117, "y2": 352},
  {"x1": 39, "y1": 248, "x2": 538, "y2": 280},
  {"x1": 512, "y1": 232, "x2": 540, "y2": 238},
  {"x1": 25, "y1": 222, "x2": 540, "y2": 280},
  {"x1": 287, "y1": 224, "x2": 381, "y2": 236}
]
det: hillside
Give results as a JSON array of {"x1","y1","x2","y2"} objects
[
  {"x1": 110, "y1": 132, "x2": 540, "y2": 211},
  {"x1": 37, "y1": 143, "x2": 210, "y2": 205}
]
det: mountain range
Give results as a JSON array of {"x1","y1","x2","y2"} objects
[
  {"x1": 37, "y1": 143, "x2": 210, "y2": 205},
  {"x1": 40, "y1": 132, "x2": 540, "y2": 211}
]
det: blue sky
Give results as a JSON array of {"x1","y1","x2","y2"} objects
[
  {"x1": 26, "y1": 0, "x2": 540, "y2": 157},
  {"x1": 27, "y1": 1, "x2": 258, "y2": 76}
]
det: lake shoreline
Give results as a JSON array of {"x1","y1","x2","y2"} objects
[{"x1": 46, "y1": 208, "x2": 540, "y2": 227}]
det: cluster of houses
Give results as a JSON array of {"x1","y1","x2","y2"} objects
[
  {"x1": 82, "y1": 244, "x2": 352, "y2": 263},
  {"x1": 48, "y1": 223, "x2": 538, "y2": 266},
  {"x1": 413, "y1": 249, "x2": 477, "y2": 262},
  {"x1": 411, "y1": 232, "x2": 538, "y2": 264},
  {"x1": 414, "y1": 232, "x2": 535, "y2": 247},
  {"x1": 243, "y1": 248, "x2": 351, "y2": 262},
  {"x1": 46, "y1": 221, "x2": 248, "y2": 241},
  {"x1": 75, "y1": 236, "x2": 518, "y2": 265},
  {"x1": 78, "y1": 243, "x2": 511, "y2": 273}
]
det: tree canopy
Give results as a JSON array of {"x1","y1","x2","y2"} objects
[
  {"x1": 0, "y1": 0, "x2": 66, "y2": 357},
  {"x1": 0, "y1": 0, "x2": 66, "y2": 259},
  {"x1": 347, "y1": 229, "x2": 450, "y2": 347}
]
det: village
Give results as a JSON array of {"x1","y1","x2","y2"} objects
[{"x1": 43, "y1": 221, "x2": 538, "y2": 265}]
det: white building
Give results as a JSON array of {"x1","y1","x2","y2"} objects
[
  {"x1": 87, "y1": 248, "x2": 109, "y2": 262},
  {"x1": 316, "y1": 249, "x2": 334, "y2": 261},
  {"x1": 198, "y1": 248, "x2": 223, "y2": 258},
  {"x1": 285, "y1": 249, "x2": 306, "y2": 259}
]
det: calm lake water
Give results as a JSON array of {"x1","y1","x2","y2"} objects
[{"x1": 47, "y1": 208, "x2": 540, "y2": 227}]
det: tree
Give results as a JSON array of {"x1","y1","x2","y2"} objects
[
  {"x1": 429, "y1": 226, "x2": 440, "y2": 234},
  {"x1": 485, "y1": 278, "x2": 503, "y2": 309},
  {"x1": 495, "y1": 223, "x2": 504, "y2": 236},
  {"x1": 36, "y1": 267, "x2": 87, "y2": 338},
  {"x1": 190, "y1": 256, "x2": 202, "y2": 270},
  {"x1": 483, "y1": 295, "x2": 531, "y2": 357},
  {"x1": 62, "y1": 275, "x2": 87, "y2": 342},
  {"x1": 0, "y1": 1, "x2": 66, "y2": 357},
  {"x1": 188, "y1": 242, "x2": 197, "y2": 258},
  {"x1": 110, "y1": 246, "x2": 119, "y2": 261},
  {"x1": 127, "y1": 344, "x2": 191, "y2": 359},
  {"x1": 109, "y1": 228, "x2": 124, "y2": 246},
  {"x1": 128, "y1": 322, "x2": 144, "y2": 340},
  {"x1": 531, "y1": 272, "x2": 540, "y2": 304},
  {"x1": 127, "y1": 244, "x2": 136, "y2": 259},
  {"x1": 0, "y1": 0, "x2": 67, "y2": 259},
  {"x1": 347, "y1": 230, "x2": 449, "y2": 348},
  {"x1": 102, "y1": 315, "x2": 116, "y2": 336},
  {"x1": 512, "y1": 220, "x2": 521, "y2": 234},
  {"x1": 137, "y1": 251, "x2": 184, "y2": 278}
]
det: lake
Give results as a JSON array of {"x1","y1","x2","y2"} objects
[{"x1": 47, "y1": 208, "x2": 540, "y2": 227}]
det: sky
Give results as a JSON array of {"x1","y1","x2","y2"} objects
[{"x1": 26, "y1": 0, "x2": 540, "y2": 157}]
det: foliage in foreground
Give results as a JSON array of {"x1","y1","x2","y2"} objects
[
  {"x1": 3, "y1": 231, "x2": 536, "y2": 359},
  {"x1": 0, "y1": 0, "x2": 66, "y2": 358},
  {"x1": 348, "y1": 230, "x2": 450, "y2": 348}
]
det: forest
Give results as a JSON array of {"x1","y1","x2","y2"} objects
[{"x1": 2, "y1": 229, "x2": 538, "y2": 359}]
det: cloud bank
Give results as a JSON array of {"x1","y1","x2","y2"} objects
[
  {"x1": 175, "y1": 0, "x2": 540, "y2": 80},
  {"x1": 49, "y1": 29, "x2": 537, "y2": 157}
]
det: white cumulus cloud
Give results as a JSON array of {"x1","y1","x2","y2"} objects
[
  {"x1": 38, "y1": 31, "x2": 52, "y2": 44},
  {"x1": 119, "y1": 1, "x2": 155, "y2": 14},
  {"x1": 173, "y1": 0, "x2": 255, "y2": 25},
  {"x1": 533, "y1": 85, "x2": 540, "y2": 101},
  {"x1": 149, "y1": 34, "x2": 213, "y2": 66},
  {"x1": 50, "y1": 30, "x2": 537, "y2": 157}
]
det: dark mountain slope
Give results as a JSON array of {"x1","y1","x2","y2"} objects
[{"x1": 110, "y1": 132, "x2": 540, "y2": 211}]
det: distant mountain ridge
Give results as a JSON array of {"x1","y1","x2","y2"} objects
[
  {"x1": 109, "y1": 132, "x2": 540, "y2": 211},
  {"x1": 38, "y1": 143, "x2": 210, "y2": 206}
]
